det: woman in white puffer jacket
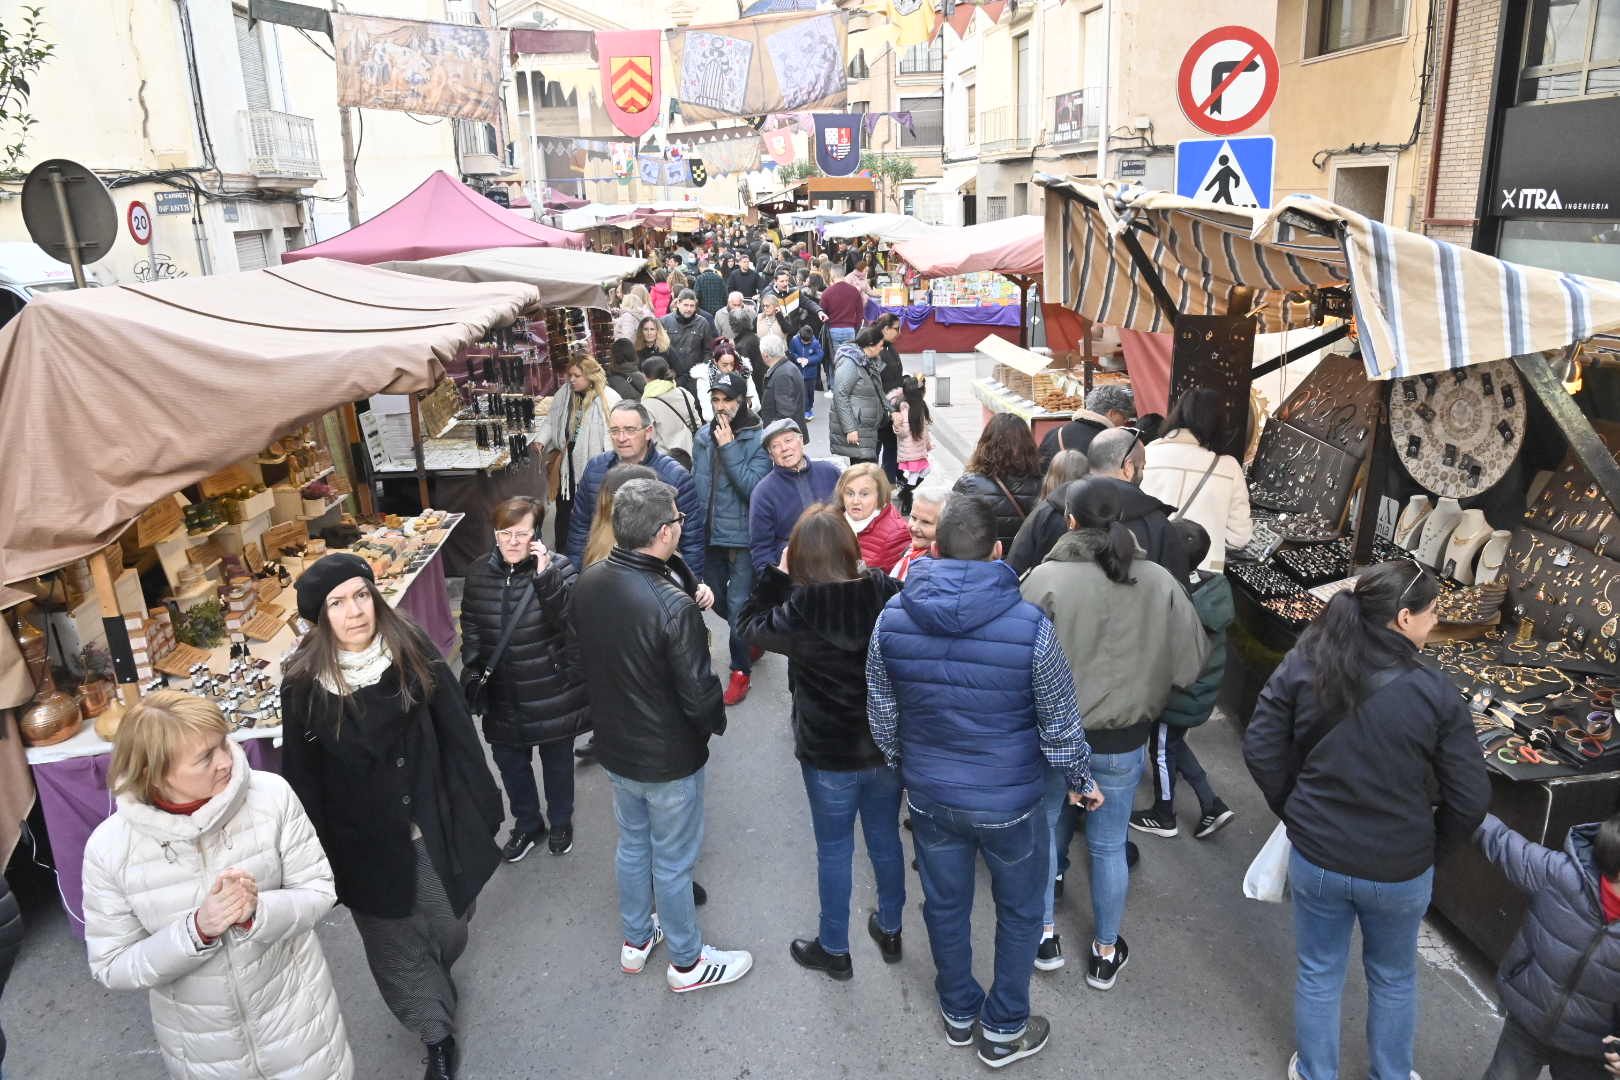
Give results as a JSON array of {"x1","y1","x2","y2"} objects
[{"x1": 82, "y1": 691, "x2": 352, "y2": 1079}]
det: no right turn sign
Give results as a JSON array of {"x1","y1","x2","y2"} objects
[{"x1": 1177, "y1": 26, "x2": 1279, "y2": 137}]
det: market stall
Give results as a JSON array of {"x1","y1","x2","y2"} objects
[
  {"x1": 0, "y1": 260, "x2": 537, "y2": 930},
  {"x1": 889, "y1": 215, "x2": 1044, "y2": 351},
  {"x1": 1039, "y1": 178, "x2": 1620, "y2": 962}
]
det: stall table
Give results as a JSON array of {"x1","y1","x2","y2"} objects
[
  {"x1": 864, "y1": 299, "x2": 1021, "y2": 354},
  {"x1": 970, "y1": 378, "x2": 1074, "y2": 444}
]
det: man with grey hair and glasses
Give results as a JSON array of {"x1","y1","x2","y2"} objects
[
  {"x1": 571, "y1": 478, "x2": 754, "y2": 993},
  {"x1": 1038, "y1": 384, "x2": 1134, "y2": 471}
]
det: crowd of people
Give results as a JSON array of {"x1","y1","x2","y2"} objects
[{"x1": 68, "y1": 227, "x2": 1620, "y2": 1080}]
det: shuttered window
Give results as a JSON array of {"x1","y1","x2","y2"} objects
[
  {"x1": 235, "y1": 13, "x2": 271, "y2": 112},
  {"x1": 234, "y1": 230, "x2": 270, "y2": 271}
]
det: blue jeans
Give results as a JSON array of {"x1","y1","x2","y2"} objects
[
  {"x1": 1040, "y1": 766, "x2": 1068, "y2": 927},
  {"x1": 703, "y1": 545, "x2": 755, "y2": 674},
  {"x1": 490, "y1": 740, "x2": 576, "y2": 835},
  {"x1": 908, "y1": 793, "x2": 1048, "y2": 1039},
  {"x1": 1289, "y1": 848, "x2": 1434, "y2": 1080},
  {"x1": 800, "y1": 763, "x2": 906, "y2": 954},
  {"x1": 607, "y1": 767, "x2": 707, "y2": 967},
  {"x1": 1079, "y1": 748, "x2": 1143, "y2": 947}
]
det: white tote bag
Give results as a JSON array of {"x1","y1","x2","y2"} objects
[{"x1": 1242, "y1": 822, "x2": 1292, "y2": 903}]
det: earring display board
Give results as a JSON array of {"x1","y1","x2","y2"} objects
[
  {"x1": 1248, "y1": 419, "x2": 1363, "y2": 522},
  {"x1": 1504, "y1": 525, "x2": 1620, "y2": 665},
  {"x1": 1268, "y1": 351, "x2": 1384, "y2": 459},
  {"x1": 1521, "y1": 419, "x2": 1620, "y2": 558},
  {"x1": 1388, "y1": 358, "x2": 1527, "y2": 498},
  {"x1": 1170, "y1": 314, "x2": 1254, "y2": 460}
]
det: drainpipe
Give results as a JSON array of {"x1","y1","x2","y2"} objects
[{"x1": 1422, "y1": 0, "x2": 1474, "y2": 228}]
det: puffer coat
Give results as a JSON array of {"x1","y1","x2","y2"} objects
[
  {"x1": 830, "y1": 343, "x2": 886, "y2": 462},
  {"x1": 82, "y1": 742, "x2": 353, "y2": 1079},
  {"x1": 951, "y1": 470, "x2": 1041, "y2": 550},
  {"x1": 460, "y1": 548, "x2": 590, "y2": 747},
  {"x1": 1477, "y1": 814, "x2": 1620, "y2": 1059}
]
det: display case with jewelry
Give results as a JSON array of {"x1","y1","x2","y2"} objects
[
  {"x1": 1520, "y1": 419, "x2": 1620, "y2": 558},
  {"x1": 1503, "y1": 526, "x2": 1620, "y2": 667}
]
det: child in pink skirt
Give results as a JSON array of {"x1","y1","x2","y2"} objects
[{"x1": 892, "y1": 375, "x2": 933, "y2": 517}]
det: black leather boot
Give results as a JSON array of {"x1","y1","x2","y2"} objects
[{"x1": 422, "y1": 1035, "x2": 457, "y2": 1080}]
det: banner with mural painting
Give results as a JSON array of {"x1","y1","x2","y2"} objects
[
  {"x1": 333, "y1": 14, "x2": 504, "y2": 125},
  {"x1": 595, "y1": 29, "x2": 661, "y2": 138},
  {"x1": 666, "y1": 10, "x2": 848, "y2": 122},
  {"x1": 813, "y1": 113, "x2": 863, "y2": 177},
  {"x1": 670, "y1": 126, "x2": 765, "y2": 176}
]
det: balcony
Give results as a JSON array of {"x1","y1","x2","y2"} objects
[
  {"x1": 979, "y1": 105, "x2": 1034, "y2": 158},
  {"x1": 456, "y1": 119, "x2": 509, "y2": 177},
  {"x1": 242, "y1": 110, "x2": 322, "y2": 184},
  {"x1": 1049, "y1": 87, "x2": 1102, "y2": 147}
]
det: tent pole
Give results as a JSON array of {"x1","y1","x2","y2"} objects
[
  {"x1": 1118, "y1": 227, "x2": 1179, "y2": 329},
  {"x1": 1513, "y1": 351, "x2": 1620, "y2": 516},
  {"x1": 90, "y1": 548, "x2": 139, "y2": 707},
  {"x1": 1249, "y1": 324, "x2": 1352, "y2": 380},
  {"x1": 408, "y1": 394, "x2": 431, "y2": 510},
  {"x1": 1013, "y1": 275, "x2": 1031, "y2": 349},
  {"x1": 339, "y1": 403, "x2": 376, "y2": 516}
]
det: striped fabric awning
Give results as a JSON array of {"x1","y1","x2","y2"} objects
[{"x1": 1040, "y1": 179, "x2": 1620, "y2": 380}]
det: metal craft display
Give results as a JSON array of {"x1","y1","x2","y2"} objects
[{"x1": 1388, "y1": 358, "x2": 1526, "y2": 498}]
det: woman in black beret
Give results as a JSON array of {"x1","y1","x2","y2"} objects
[{"x1": 280, "y1": 553, "x2": 503, "y2": 1080}]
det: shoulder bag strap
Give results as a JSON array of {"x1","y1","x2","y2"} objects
[
  {"x1": 1298, "y1": 663, "x2": 1409, "y2": 765},
  {"x1": 479, "y1": 579, "x2": 537, "y2": 682},
  {"x1": 1057, "y1": 427, "x2": 1067, "y2": 452},
  {"x1": 1171, "y1": 454, "x2": 1222, "y2": 522},
  {"x1": 992, "y1": 477, "x2": 1029, "y2": 520}
]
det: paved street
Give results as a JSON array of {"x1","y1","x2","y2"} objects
[{"x1": 3, "y1": 379, "x2": 1503, "y2": 1078}]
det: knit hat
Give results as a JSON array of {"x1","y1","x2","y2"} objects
[
  {"x1": 710, "y1": 372, "x2": 747, "y2": 400},
  {"x1": 762, "y1": 418, "x2": 803, "y2": 448},
  {"x1": 295, "y1": 553, "x2": 374, "y2": 624}
]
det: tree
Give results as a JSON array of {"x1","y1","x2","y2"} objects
[
  {"x1": 860, "y1": 152, "x2": 917, "y2": 212},
  {"x1": 779, "y1": 160, "x2": 819, "y2": 184},
  {"x1": 0, "y1": 6, "x2": 52, "y2": 176}
]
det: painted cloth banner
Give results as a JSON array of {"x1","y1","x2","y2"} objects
[
  {"x1": 887, "y1": 0, "x2": 939, "y2": 48},
  {"x1": 596, "y1": 29, "x2": 661, "y2": 138},
  {"x1": 814, "y1": 113, "x2": 863, "y2": 177},
  {"x1": 670, "y1": 128, "x2": 765, "y2": 176},
  {"x1": 761, "y1": 127, "x2": 797, "y2": 166},
  {"x1": 333, "y1": 14, "x2": 503, "y2": 125},
  {"x1": 667, "y1": 10, "x2": 848, "y2": 122}
]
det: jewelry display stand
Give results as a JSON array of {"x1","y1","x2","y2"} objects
[
  {"x1": 1415, "y1": 497, "x2": 1464, "y2": 569},
  {"x1": 1443, "y1": 509, "x2": 1492, "y2": 584},
  {"x1": 1394, "y1": 495, "x2": 1433, "y2": 550},
  {"x1": 1475, "y1": 530, "x2": 1513, "y2": 585}
]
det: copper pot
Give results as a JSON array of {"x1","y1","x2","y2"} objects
[
  {"x1": 78, "y1": 678, "x2": 114, "y2": 719},
  {"x1": 20, "y1": 689, "x2": 82, "y2": 747}
]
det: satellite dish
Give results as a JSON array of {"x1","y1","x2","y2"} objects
[{"x1": 21, "y1": 158, "x2": 117, "y2": 287}]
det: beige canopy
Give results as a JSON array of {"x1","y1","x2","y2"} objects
[
  {"x1": 0, "y1": 258, "x2": 538, "y2": 583},
  {"x1": 376, "y1": 246, "x2": 644, "y2": 308}
]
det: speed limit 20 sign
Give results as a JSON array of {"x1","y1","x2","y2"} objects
[
  {"x1": 126, "y1": 200, "x2": 152, "y2": 246},
  {"x1": 1177, "y1": 26, "x2": 1279, "y2": 137}
]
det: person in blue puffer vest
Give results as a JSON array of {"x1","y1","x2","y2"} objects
[
  {"x1": 692, "y1": 372, "x2": 772, "y2": 708},
  {"x1": 566, "y1": 400, "x2": 705, "y2": 577},
  {"x1": 865, "y1": 495, "x2": 1100, "y2": 1070}
]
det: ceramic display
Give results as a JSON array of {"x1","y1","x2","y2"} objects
[
  {"x1": 1441, "y1": 509, "x2": 1491, "y2": 584},
  {"x1": 1414, "y1": 497, "x2": 1464, "y2": 570},
  {"x1": 1475, "y1": 529, "x2": 1513, "y2": 585},
  {"x1": 1394, "y1": 495, "x2": 1434, "y2": 550}
]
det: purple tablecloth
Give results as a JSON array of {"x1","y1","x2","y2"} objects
[
  {"x1": 396, "y1": 548, "x2": 457, "y2": 657},
  {"x1": 34, "y1": 738, "x2": 281, "y2": 938},
  {"x1": 864, "y1": 298, "x2": 1021, "y2": 329}
]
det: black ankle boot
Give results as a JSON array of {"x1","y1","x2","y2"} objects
[{"x1": 422, "y1": 1035, "x2": 457, "y2": 1080}]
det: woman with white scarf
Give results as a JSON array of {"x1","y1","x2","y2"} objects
[{"x1": 542, "y1": 355, "x2": 621, "y2": 552}]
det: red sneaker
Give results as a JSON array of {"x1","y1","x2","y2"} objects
[
  {"x1": 723, "y1": 670, "x2": 751, "y2": 706},
  {"x1": 748, "y1": 645, "x2": 764, "y2": 664}
]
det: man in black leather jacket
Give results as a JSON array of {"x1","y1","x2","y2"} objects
[{"x1": 570, "y1": 479, "x2": 753, "y2": 991}]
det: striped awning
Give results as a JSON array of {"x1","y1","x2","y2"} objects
[{"x1": 1039, "y1": 179, "x2": 1620, "y2": 379}]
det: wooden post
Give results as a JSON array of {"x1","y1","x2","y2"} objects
[
  {"x1": 407, "y1": 393, "x2": 431, "y2": 509},
  {"x1": 89, "y1": 550, "x2": 139, "y2": 707},
  {"x1": 339, "y1": 403, "x2": 375, "y2": 515},
  {"x1": 1349, "y1": 385, "x2": 1393, "y2": 568}
]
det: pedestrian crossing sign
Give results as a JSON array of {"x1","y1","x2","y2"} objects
[{"x1": 1175, "y1": 135, "x2": 1275, "y2": 209}]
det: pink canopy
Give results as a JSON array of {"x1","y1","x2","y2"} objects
[
  {"x1": 283, "y1": 171, "x2": 584, "y2": 265},
  {"x1": 892, "y1": 215, "x2": 1044, "y2": 279}
]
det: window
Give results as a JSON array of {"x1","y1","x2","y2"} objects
[
  {"x1": 899, "y1": 37, "x2": 944, "y2": 74},
  {"x1": 1330, "y1": 162, "x2": 1392, "y2": 221},
  {"x1": 1518, "y1": 0, "x2": 1620, "y2": 102},
  {"x1": 1015, "y1": 34, "x2": 1033, "y2": 140},
  {"x1": 985, "y1": 195, "x2": 1008, "y2": 221},
  {"x1": 1499, "y1": 219, "x2": 1620, "y2": 280},
  {"x1": 903, "y1": 189, "x2": 917, "y2": 216},
  {"x1": 901, "y1": 96, "x2": 944, "y2": 146},
  {"x1": 1013, "y1": 182, "x2": 1028, "y2": 216},
  {"x1": 1306, "y1": 0, "x2": 1407, "y2": 58},
  {"x1": 284, "y1": 226, "x2": 307, "y2": 253},
  {"x1": 234, "y1": 12, "x2": 271, "y2": 112},
  {"x1": 234, "y1": 230, "x2": 271, "y2": 271},
  {"x1": 965, "y1": 81, "x2": 977, "y2": 144}
]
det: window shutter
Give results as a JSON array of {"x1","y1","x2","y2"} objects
[
  {"x1": 234, "y1": 230, "x2": 270, "y2": 271},
  {"x1": 235, "y1": 14, "x2": 272, "y2": 112}
]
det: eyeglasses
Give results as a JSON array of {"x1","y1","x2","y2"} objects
[
  {"x1": 661, "y1": 512, "x2": 687, "y2": 530},
  {"x1": 608, "y1": 426, "x2": 649, "y2": 437},
  {"x1": 1398, "y1": 560, "x2": 1426, "y2": 604},
  {"x1": 1121, "y1": 426, "x2": 1143, "y2": 458},
  {"x1": 496, "y1": 529, "x2": 534, "y2": 543}
]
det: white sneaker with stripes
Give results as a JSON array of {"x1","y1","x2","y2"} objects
[
  {"x1": 666, "y1": 944, "x2": 754, "y2": 992},
  {"x1": 620, "y1": 918, "x2": 664, "y2": 974}
]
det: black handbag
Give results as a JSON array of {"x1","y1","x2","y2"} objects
[{"x1": 461, "y1": 581, "x2": 536, "y2": 716}]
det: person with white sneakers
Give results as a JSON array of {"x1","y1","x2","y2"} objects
[{"x1": 571, "y1": 478, "x2": 753, "y2": 993}]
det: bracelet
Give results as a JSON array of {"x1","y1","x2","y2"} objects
[{"x1": 1586, "y1": 712, "x2": 1614, "y2": 742}]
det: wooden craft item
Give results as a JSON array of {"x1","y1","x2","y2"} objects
[
  {"x1": 133, "y1": 496, "x2": 185, "y2": 547},
  {"x1": 263, "y1": 520, "x2": 310, "y2": 554},
  {"x1": 154, "y1": 643, "x2": 212, "y2": 678},
  {"x1": 198, "y1": 462, "x2": 259, "y2": 498},
  {"x1": 241, "y1": 610, "x2": 283, "y2": 642}
]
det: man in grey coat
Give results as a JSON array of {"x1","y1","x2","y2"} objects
[{"x1": 758, "y1": 334, "x2": 806, "y2": 436}]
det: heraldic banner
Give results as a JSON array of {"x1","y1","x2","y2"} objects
[
  {"x1": 333, "y1": 14, "x2": 503, "y2": 125},
  {"x1": 814, "y1": 113, "x2": 864, "y2": 177},
  {"x1": 596, "y1": 29, "x2": 661, "y2": 139},
  {"x1": 667, "y1": 10, "x2": 848, "y2": 122}
]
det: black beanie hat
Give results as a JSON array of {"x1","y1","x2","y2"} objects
[{"x1": 295, "y1": 553, "x2": 374, "y2": 623}]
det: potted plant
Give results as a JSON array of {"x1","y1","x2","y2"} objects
[{"x1": 77, "y1": 643, "x2": 116, "y2": 720}]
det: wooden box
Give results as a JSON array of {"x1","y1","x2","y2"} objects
[
  {"x1": 133, "y1": 496, "x2": 185, "y2": 548},
  {"x1": 198, "y1": 462, "x2": 260, "y2": 498}
]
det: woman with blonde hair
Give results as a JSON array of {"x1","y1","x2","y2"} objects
[
  {"x1": 635, "y1": 315, "x2": 673, "y2": 365},
  {"x1": 584, "y1": 463, "x2": 659, "y2": 568},
  {"x1": 542, "y1": 354, "x2": 621, "y2": 550},
  {"x1": 836, "y1": 462, "x2": 910, "y2": 573},
  {"x1": 614, "y1": 284, "x2": 652, "y2": 342},
  {"x1": 83, "y1": 691, "x2": 352, "y2": 1079}
]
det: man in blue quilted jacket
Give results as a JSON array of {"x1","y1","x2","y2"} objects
[
  {"x1": 1476, "y1": 811, "x2": 1620, "y2": 1079},
  {"x1": 865, "y1": 496, "x2": 1101, "y2": 1071}
]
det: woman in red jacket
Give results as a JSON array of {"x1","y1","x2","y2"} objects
[{"x1": 835, "y1": 463, "x2": 910, "y2": 572}]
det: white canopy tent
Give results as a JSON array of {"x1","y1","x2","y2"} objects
[{"x1": 820, "y1": 213, "x2": 937, "y2": 242}]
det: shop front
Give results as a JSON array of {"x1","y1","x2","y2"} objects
[{"x1": 1490, "y1": 95, "x2": 1620, "y2": 281}]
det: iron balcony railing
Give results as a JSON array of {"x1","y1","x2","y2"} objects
[
  {"x1": 242, "y1": 110, "x2": 322, "y2": 180},
  {"x1": 979, "y1": 105, "x2": 1033, "y2": 155}
]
